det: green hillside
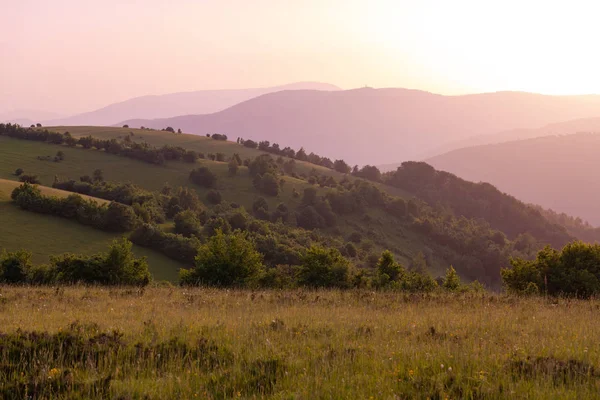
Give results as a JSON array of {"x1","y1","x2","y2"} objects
[
  {"x1": 1, "y1": 124, "x2": 583, "y2": 287},
  {"x1": 0, "y1": 179, "x2": 182, "y2": 281},
  {"x1": 0, "y1": 134, "x2": 447, "y2": 278}
]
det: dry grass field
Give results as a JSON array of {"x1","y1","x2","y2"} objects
[{"x1": 0, "y1": 287, "x2": 598, "y2": 399}]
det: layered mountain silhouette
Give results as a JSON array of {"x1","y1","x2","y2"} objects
[
  {"x1": 426, "y1": 132, "x2": 600, "y2": 225},
  {"x1": 1, "y1": 109, "x2": 64, "y2": 126},
  {"x1": 418, "y1": 115, "x2": 600, "y2": 161},
  {"x1": 120, "y1": 88, "x2": 600, "y2": 165},
  {"x1": 44, "y1": 82, "x2": 339, "y2": 126}
]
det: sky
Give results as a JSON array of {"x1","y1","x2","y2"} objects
[{"x1": 2, "y1": 0, "x2": 600, "y2": 115}]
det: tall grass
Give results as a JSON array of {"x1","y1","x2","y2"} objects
[{"x1": 0, "y1": 286, "x2": 598, "y2": 398}]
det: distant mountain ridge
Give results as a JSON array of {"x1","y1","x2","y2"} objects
[
  {"x1": 417, "y1": 115, "x2": 600, "y2": 161},
  {"x1": 43, "y1": 82, "x2": 340, "y2": 126},
  {"x1": 1, "y1": 109, "x2": 64, "y2": 126},
  {"x1": 120, "y1": 88, "x2": 600, "y2": 165},
  {"x1": 426, "y1": 132, "x2": 600, "y2": 225}
]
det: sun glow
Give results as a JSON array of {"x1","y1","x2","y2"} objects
[{"x1": 362, "y1": 0, "x2": 600, "y2": 95}]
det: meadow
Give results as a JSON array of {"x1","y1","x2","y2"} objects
[
  {"x1": 0, "y1": 287, "x2": 598, "y2": 399},
  {"x1": 0, "y1": 133, "x2": 433, "y2": 272},
  {"x1": 0, "y1": 179, "x2": 182, "y2": 281}
]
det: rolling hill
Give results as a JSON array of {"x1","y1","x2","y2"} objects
[
  {"x1": 2, "y1": 125, "x2": 588, "y2": 287},
  {"x1": 416, "y1": 115, "x2": 600, "y2": 162},
  {"x1": 426, "y1": 132, "x2": 600, "y2": 225},
  {"x1": 120, "y1": 88, "x2": 600, "y2": 165},
  {"x1": 0, "y1": 179, "x2": 182, "y2": 280},
  {"x1": 42, "y1": 82, "x2": 339, "y2": 127}
]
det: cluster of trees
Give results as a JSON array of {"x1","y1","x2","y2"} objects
[
  {"x1": 12, "y1": 183, "x2": 138, "y2": 232},
  {"x1": 0, "y1": 123, "x2": 196, "y2": 167},
  {"x1": 53, "y1": 178, "x2": 207, "y2": 226},
  {"x1": 129, "y1": 223, "x2": 201, "y2": 264},
  {"x1": 178, "y1": 229, "x2": 477, "y2": 291},
  {"x1": 0, "y1": 239, "x2": 150, "y2": 285},
  {"x1": 237, "y1": 137, "x2": 383, "y2": 180},
  {"x1": 502, "y1": 241, "x2": 600, "y2": 298},
  {"x1": 383, "y1": 162, "x2": 573, "y2": 248},
  {"x1": 209, "y1": 133, "x2": 228, "y2": 141}
]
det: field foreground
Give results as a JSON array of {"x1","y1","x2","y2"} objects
[{"x1": 0, "y1": 287, "x2": 598, "y2": 399}]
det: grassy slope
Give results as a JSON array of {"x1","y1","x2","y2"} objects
[
  {"x1": 0, "y1": 132, "x2": 442, "y2": 274},
  {"x1": 0, "y1": 287, "x2": 598, "y2": 399},
  {"x1": 0, "y1": 179, "x2": 183, "y2": 281},
  {"x1": 50, "y1": 126, "x2": 414, "y2": 198}
]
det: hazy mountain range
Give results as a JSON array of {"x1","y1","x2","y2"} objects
[
  {"x1": 34, "y1": 82, "x2": 340, "y2": 127},
  {"x1": 0, "y1": 109, "x2": 65, "y2": 126},
  {"x1": 120, "y1": 88, "x2": 600, "y2": 165},
  {"x1": 426, "y1": 132, "x2": 600, "y2": 225}
]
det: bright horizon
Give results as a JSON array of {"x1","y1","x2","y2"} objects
[{"x1": 2, "y1": 0, "x2": 600, "y2": 115}]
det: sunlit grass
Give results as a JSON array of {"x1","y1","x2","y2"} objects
[{"x1": 0, "y1": 287, "x2": 598, "y2": 398}]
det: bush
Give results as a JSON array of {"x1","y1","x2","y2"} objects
[
  {"x1": 183, "y1": 150, "x2": 198, "y2": 163},
  {"x1": 104, "y1": 202, "x2": 139, "y2": 232},
  {"x1": 19, "y1": 174, "x2": 40, "y2": 184},
  {"x1": 174, "y1": 210, "x2": 202, "y2": 237},
  {"x1": 228, "y1": 159, "x2": 239, "y2": 176},
  {"x1": 297, "y1": 246, "x2": 350, "y2": 288},
  {"x1": 376, "y1": 250, "x2": 405, "y2": 282},
  {"x1": 52, "y1": 238, "x2": 150, "y2": 285},
  {"x1": 179, "y1": 230, "x2": 264, "y2": 287},
  {"x1": 442, "y1": 266, "x2": 461, "y2": 291},
  {"x1": 0, "y1": 239, "x2": 151, "y2": 285},
  {"x1": 254, "y1": 172, "x2": 280, "y2": 196},
  {"x1": 130, "y1": 223, "x2": 200, "y2": 264},
  {"x1": 206, "y1": 190, "x2": 222, "y2": 205},
  {"x1": 0, "y1": 250, "x2": 33, "y2": 283},
  {"x1": 12, "y1": 183, "x2": 139, "y2": 233},
  {"x1": 189, "y1": 167, "x2": 217, "y2": 188},
  {"x1": 14, "y1": 168, "x2": 24, "y2": 176},
  {"x1": 502, "y1": 241, "x2": 600, "y2": 298}
]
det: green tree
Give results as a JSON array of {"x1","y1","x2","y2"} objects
[
  {"x1": 0, "y1": 250, "x2": 32, "y2": 283},
  {"x1": 93, "y1": 169, "x2": 104, "y2": 183},
  {"x1": 333, "y1": 159, "x2": 351, "y2": 174},
  {"x1": 180, "y1": 230, "x2": 264, "y2": 287},
  {"x1": 297, "y1": 246, "x2": 350, "y2": 288},
  {"x1": 442, "y1": 266, "x2": 461, "y2": 291},
  {"x1": 174, "y1": 210, "x2": 202, "y2": 237},
  {"x1": 228, "y1": 158, "x2": 239, "y2": 176},
  {"x1": 377, "y1": 250, "x2": 404, "y2": 282},
  {"x1": 189, "y1": 167, "x2": 217, "y2": 188}
]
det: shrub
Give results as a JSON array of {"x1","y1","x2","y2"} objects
[
  {"x1": 296, "y1": 206, "x2": 324, "y2": 230},
  {"x1": 183, "y1": 150, "x2": 198, "y2": 163},
  {"x1": 442, "y1": 266, "x2": 461, "y2": 291},
  {"x1": 19, "y1": 174, "x2": 40, "y2": 184},
  {"x1": 206, "y1": 190, "x2": 222, "y2": 205},
  {"x1": 377, "y1": 250, "x2": 405, "y2": 282},
  {"x1": 180, "y1": 230, "x2": 264, "y2": 287},
  {"x1": 0, "y1": 250, "x2": 33, "y2": 283},
  {"x1": 14, "y1": 168, "x2": 24, "y2": 176},
  {"x1": 228, "y1": 159, "x2": 239, "y2": 176},
  {"x1": 189, "y1": 167, "x2": 217, "y2": 188},
  {"x1": 254, "y1": 172, "x2": 280, "y2": 196},
  {"x1": 130, "y1": 223, "x2": 200, "y2": 264},
  {"x1": 104, "y1": 202, "x2": 139, "y2": 232},
  {"x1": 502, "y1": 241, "x2": 600, "y2": 298},
  {"x1": 52, "y1": 238, "x2": 150, "y2": 285},
  {"x1": 174, "y1": 210, "x2": 202, "y2": 237},
  {"x1": 297, "y1": 246, "x2": 350, "y2": 288}
]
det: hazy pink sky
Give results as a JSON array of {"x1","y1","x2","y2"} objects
[{"x1": 2, "y1": 0, "x2": 599, "y2": 114}]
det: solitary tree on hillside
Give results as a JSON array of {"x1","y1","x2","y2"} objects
[{"x1": 93, "y1": 169, "x2": 104, "y2": 183}]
